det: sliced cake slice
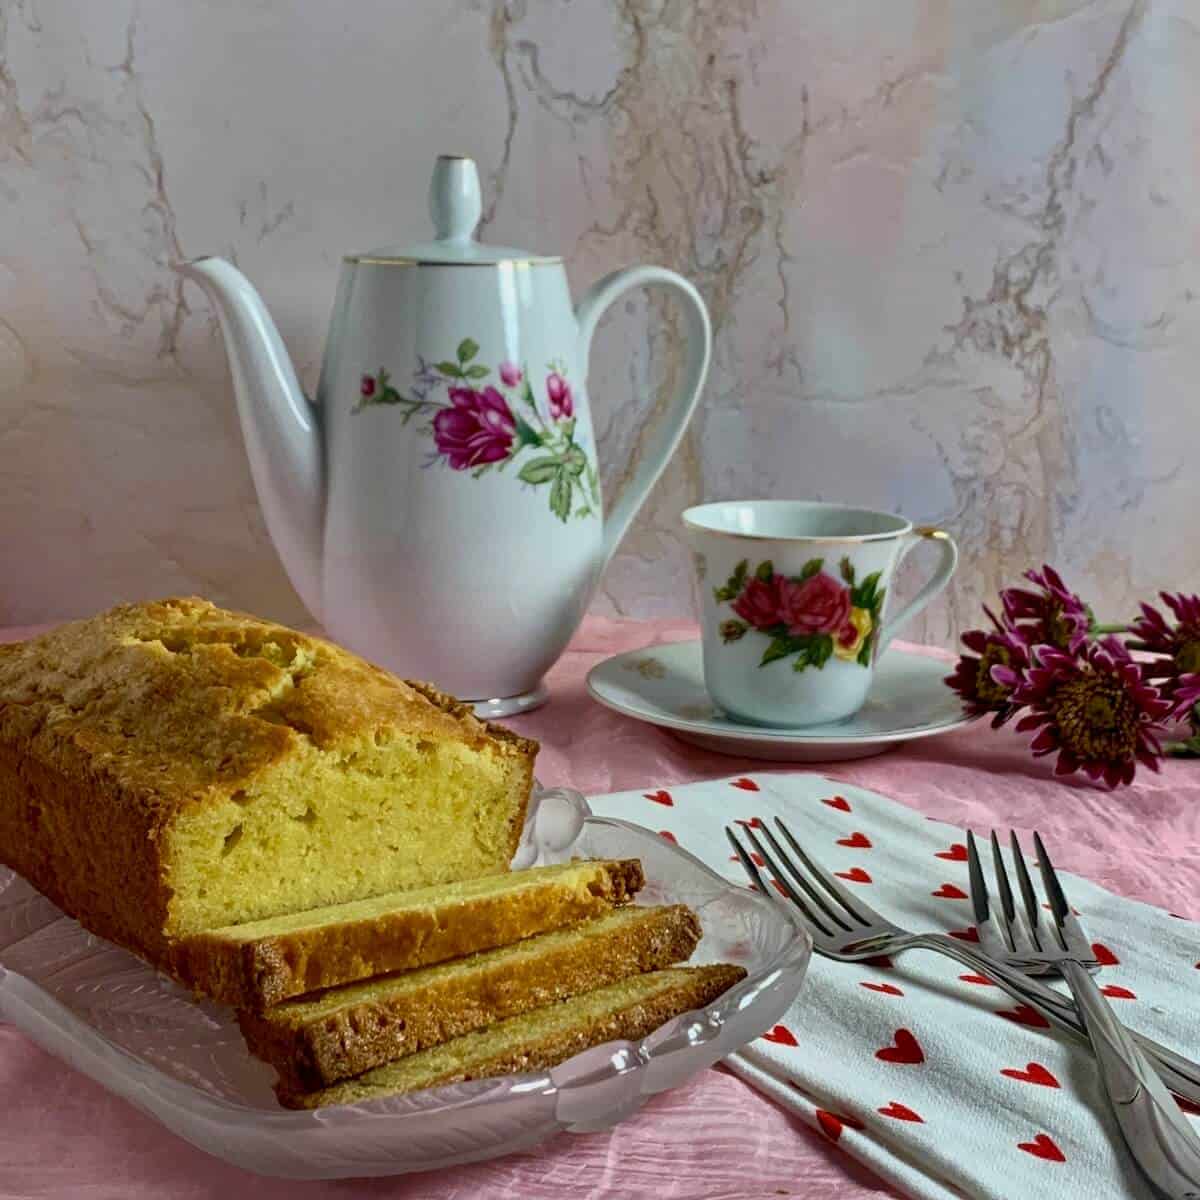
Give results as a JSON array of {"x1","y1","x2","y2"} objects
[
  {"x1": 171, "y1": 858, "x2": 645, "y2": 1009},
  {"x1": 241, "y1": 903, "x2": 702, "y2": 1092},
  {"x1": 279, "y1": 963, "x2": 747, "y2": 1109}
]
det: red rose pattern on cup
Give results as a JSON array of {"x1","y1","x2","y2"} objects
[
  {"x1": 433, "y1": 386, "x2": 517, "y2": 469},
  {"x1": 360, "y1": 374, "x2": 376, "y2": 399},
  {"x1": 714, "y1": 558, "x2": 886, "y2": 672},
  {"x1": 732, "y1": 576, "x2": 783, "y2": 630},
  {"x1": 778, "y1": 573, "x2": 851, "y2": 635}
]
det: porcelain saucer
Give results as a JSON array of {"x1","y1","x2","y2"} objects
[{"x1": 586, "y1": 640, "x2": 977, "y2": 762}]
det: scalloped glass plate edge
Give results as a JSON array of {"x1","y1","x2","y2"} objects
[{"x1": 0, "y1": 787, "x2": 811, "y2": 1179}]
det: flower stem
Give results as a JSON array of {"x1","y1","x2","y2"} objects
[{"x1": 1091, "y1": 623, "x2": 1130, "y2": 635}]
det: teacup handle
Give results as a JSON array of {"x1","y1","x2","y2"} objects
[
  {"x1": 877, "y1": 527, "x2": 959, "y2": 656},
  {"x1": 575, "y1": 266, "x2": 712, "y2": 571}
]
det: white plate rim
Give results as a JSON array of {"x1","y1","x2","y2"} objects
[{"x1": 586, "y1": 640, "x2": 978, "y2": 746}]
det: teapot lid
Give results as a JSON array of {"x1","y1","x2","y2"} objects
[{"x1": 345, "y1": 156, "x2": 560, "y2": 267}]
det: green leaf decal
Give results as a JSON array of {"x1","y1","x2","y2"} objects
[
  {"x1": 518, "y1": 457, "x2": 561, "y2": 485},
  {"x1": 549, "y1": 471, "x2": 572, "y2": 523},
  {"x1": 807, "y1": 635, "x2": 835, "y2": 670},
  {"x1": 464, "y1": 364, "x2": 489, "y2": 379},
  {"x1": 760, "y1": 635, "x2": 802, "y2": 667},
  {"x1": 457, "y1": 338, "x2": 479, "y2": 364},
  {"x1": 851, "y1": 571, "x2": 883, "y2": 609},
  {"x1": 513, "y1": 416, "x2": 543, "y2": 449},
  {"x1": 840, "y1": 556, "x2": 856, "y2": 584},
  {"x1": 857, "y1": 638, "x2": 873, "y2": 667},
  {"x1": 714, "y1": 559, "x2": 750, "y2": 603},
  {"x1": 755, "y1": 560, "x2": 774, "y2": 582},
  {"x1": 798, "y1": 557, "x2": 823, "y2": 581},
  {"x1": 522, "y1": 379, "x2": 538, "y2": 409},
  {"x1": 436, "y1": 361, "x2": 464, "y2": 378}
]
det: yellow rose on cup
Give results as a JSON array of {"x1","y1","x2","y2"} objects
[{"x1": 834, "y1": 606, "x2": 873, "y2": 660}]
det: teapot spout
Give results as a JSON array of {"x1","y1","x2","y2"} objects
[{"x1": 178, "y1": 257, "x2": 325, "y2": 621}]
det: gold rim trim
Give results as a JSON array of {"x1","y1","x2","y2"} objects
[
  {"x1": 343, "y1": 254, "x2": 563, "y2": 268},
  {"x1": 914, "y1": 525, "x2": 951, "y2": 540}
]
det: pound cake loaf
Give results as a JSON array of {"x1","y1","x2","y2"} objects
[
  {"x1": 0, "y1": 597, "x2": 537, "y2": 966},
  {"x1": 241, "y1": 902, "x2": 700, "y2": 1091},
  {"x1": 278, "y1": 963, "x2": 747, "y2": 1109},
  {"x1": 172, "y1": 857, "x2": 645, "y2": 1008}
]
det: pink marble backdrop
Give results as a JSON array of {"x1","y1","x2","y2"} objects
[{"x1": 0, "y1": 0, "x2": 1197, "y2": 637}]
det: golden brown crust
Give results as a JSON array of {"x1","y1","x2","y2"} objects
[
  {"x1": 0, "y1": 597, "x2": 539, "y2": 960},
  {"x1": 241, "y1": 904, "x2": 701, "y2": 1092},
  {"x1": 172, "y1": 858, "x2": 646, "y2": 1009},
  {"x1": 279, "y1": 963, "x2": 747, "y2": 1109}
]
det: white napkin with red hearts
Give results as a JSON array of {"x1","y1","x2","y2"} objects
[{"x1": 586, "y1": 774, "x2": 1200, "y2": 1200}]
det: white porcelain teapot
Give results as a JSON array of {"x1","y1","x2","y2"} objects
[{"x1": 180, "y1": 156, "x2": 711, "y2": 714}]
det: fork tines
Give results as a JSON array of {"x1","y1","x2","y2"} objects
[{"x1": 966, "y1": 828, "x2": 1095, "y2": 962}]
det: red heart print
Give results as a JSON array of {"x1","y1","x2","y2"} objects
[
  {"x1": 875, "y1": 1028, "x2": 924, "y2": 1065},
  {"x1": 837, "y1": 831, "x2": 872, "y2": 848},
  {"x1": 878, "y1": 1101, "x2": 924, "y2": 1123},
  {"x1": 835, "y1": 867, "x2": 872, "y2": 884},
  {"x1": 958, "y1": 973, "x2": 996, "y2": 986},
  {"x1": 731, "y1": 777, "x2": 760, "y2": 791},
  {"x1": 932, "y1": 883, "x2": 967, "y2": 899},
  {"x1": 729, "y1": 851, "x2": 766, "y2": 867},
  {"x1": 735, "y1": 817, "x2": 765, "y2": 829},
  {"x1": 935, "y1": 843, "x2": 968, "y2": 861},
  {"x1": 1101, "y1": 984, "x2": 1136, "y2": 1000},
  {"x1": 1018, "y1": 1133, "x2": 1065, "y2": 1163},
  {"x1": 658, "y1": 830, "x2": 677, "y2": 844},
  {"x1": 815, "y1": 1109, "x2": 864, "y2": 1142},
  {"x1": 1091, "y1": 942, "x2": 1119, "y2": 966},
  {"x1": 763, "y1": 1024, "x2": 798, "y2": 1047},
  {"x1": 996, "y1": 1004, "x2": 1051, "y2": 1029},
  {"x1": 644, "y1": 789, "x2": 673, "y2": 807},
  {"x1": 1001, "y1": 1062, "x2": 1060, "y2": 1088},
  {"x1": 822, "y1": 795, "x2": 851, "y2": 812},
  {"x1": 948, "y1": 925, "x2": 979, "y2": 942},
  {"x1": 863, "y1": 954, "x2": 894, "y2": 969},
  {"x1": 861, "y1": 982, "x2": 904, "y2": 996}
]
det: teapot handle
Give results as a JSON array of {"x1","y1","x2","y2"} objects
[{"x1": 575, "y1": 266, "x2": 712, "y2": 572}]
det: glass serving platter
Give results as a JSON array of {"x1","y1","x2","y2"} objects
[{"x1": 0, "y1": 787, "x2": 811, "y2": 1179}]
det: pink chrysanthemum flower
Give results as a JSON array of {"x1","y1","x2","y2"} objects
[
  {"x1": 945, "y1": 608, "x2": 1030, "y2": 727},
  {"x1": 996, "y1": 636, "x2": 1172, "y2": 789},
  {"x1": 1129, "y1": 592, "x2": 1200, "y2": 718},
  {"x1": 1001, "y1": 564, "x2": 1093, "y2": 654}
]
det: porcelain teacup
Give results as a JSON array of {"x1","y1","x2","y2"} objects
[{"x1": 683, "y1": 500, "x2": 958, "y2": 727}]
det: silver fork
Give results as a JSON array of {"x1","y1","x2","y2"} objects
[
  {"x1": 967, "y1": 829, "x2": 1200, "y2": 1199},
  {"x1": 725, "y1": 818, "x2": 1200, "y2": 1107},
  {"x1": 973, "y1": 830, "x2": 1098, "y2": 976}
]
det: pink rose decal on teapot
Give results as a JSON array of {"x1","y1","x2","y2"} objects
[
  {"x1": 716, "y1": 556, "x2": 886, "y2": 670},
  {"x1": 355, "y1": 340, "x2": 599, "y2": 523}
]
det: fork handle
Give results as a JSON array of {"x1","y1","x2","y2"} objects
[
  {"x1": 1062, "y1": 960, "x2": 1200, "y2": 1199},
  {"x1": 921, "y1": 936, "x2": 1200, "y2": 1107}
]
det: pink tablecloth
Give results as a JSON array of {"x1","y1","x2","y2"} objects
[{"x1": 1, "y1": 616, "x2": 1197, "y2": 1200}]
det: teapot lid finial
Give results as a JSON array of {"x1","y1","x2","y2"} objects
[
  {"x1": 347, "y1": 155, "x2": 560, "y2": 266},
  {"x1": 429, "y1": 156, "x2": 483, "y2": 243}
]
